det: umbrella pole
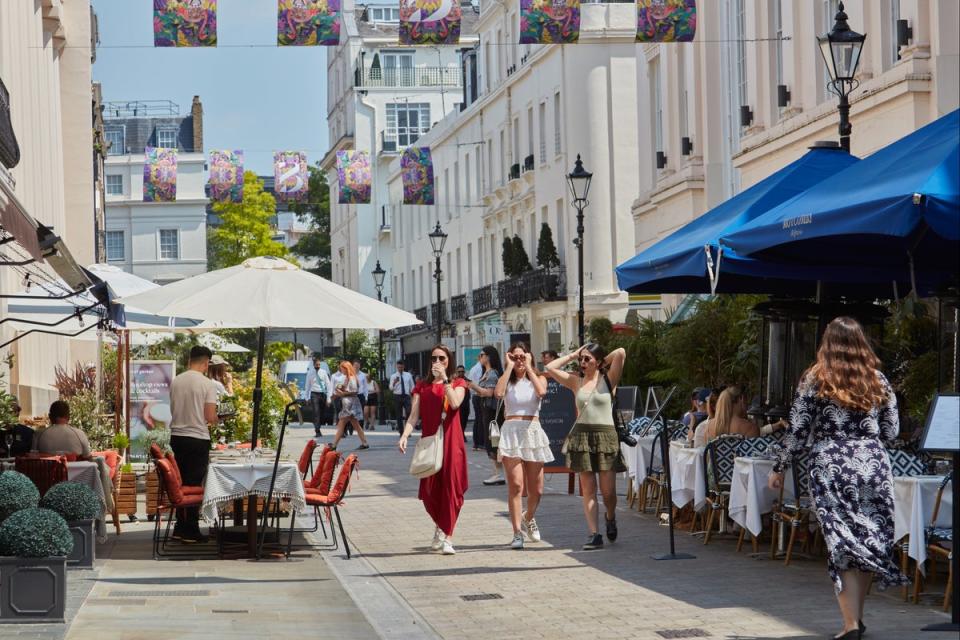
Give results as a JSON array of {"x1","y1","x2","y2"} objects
[{"x1": 247, "y1": 326, "x2": 267, "y2": 557}]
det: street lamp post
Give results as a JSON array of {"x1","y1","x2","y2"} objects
[
  {"x1": 372, "y1": 260, "x2": 386, "y2": 423},
  {"x1": 566, "y1": 154, "x2": 592, "y2": 347},
  {"x1": 818, "y1": 1, "x2": 866, "y2": 153},
  {"x1": 428, "y1": 222, "x2": 448, "y2": 346}
]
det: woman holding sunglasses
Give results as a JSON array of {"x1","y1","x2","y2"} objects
[
  {"x1": 547, "y1": 343, "x2": 627, "y2": 550},
  {"x1": 397, "y1": 344, "x2": 468, "y2": 555},
  {"x1": 495, "y1": 342, "x2": 552, "y2": 550}
]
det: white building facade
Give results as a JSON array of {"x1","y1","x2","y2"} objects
[
  {"x1": 103, "y1": 99, "x2": 208, "y2": 284},
  {"x1": 323, "y1": 2, "x2": 480, "y2": 304},
  {"x1": 631, "y1": 0, "x2": 959, "y2": 312},
  {"x1": 383, "y1": 2, "x2": 641, "y2": 369}
]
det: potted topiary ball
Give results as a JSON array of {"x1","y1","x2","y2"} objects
[
  {"x1": 40, "y1": 482, "x2": 102, "y2": 569},
  {"x1": 0, "y1": 471, "x2": 40, "y2": 523},
  {"x1": 0, "y1": 507, "x2": 73, "y2": 623}
]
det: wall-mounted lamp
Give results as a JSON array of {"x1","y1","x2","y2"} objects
[
  {"x1": 656, "y1": 151, "x2": 667, "y2": 169},
  {"x1": 897, "y1": 19, "x2": 912, "y2": 48},
  {"x1": 681, "y1": 137, "x2": 693, "y2": 156},
  {"x1": 740, "y1": 105, "x2": 754, "y2": 127},
  {"x1": 777, "y1": 84, "x2": 791, "y2": 108}
]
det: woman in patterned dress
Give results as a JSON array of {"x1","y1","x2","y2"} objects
[
  {"x1": 768, "y1": 317, "x2": 909, "y2": 640},
  {"x1": 331, "y1": 361, "x2": 370, "y2": 451}
]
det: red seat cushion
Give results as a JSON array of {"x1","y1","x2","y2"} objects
[
  {"x1": 304, "y1": 493, "x2": 335, "y2": 507},
  {"x1": 164, "y1": 452, "x2": 184, "y2": 487},
  {"x1": 182, "y1": 485, "x2": 204, "y2": 495},
  {"x1": 149, "y1": 443, "x2": 164, "y2": 461},
  {"x1": 155, "y1": 459, "x2": 183, "y2": 504},
  {"x1": 174, "y1": 494, "x2": 204, "y2": 507},
  {"x1": 93, "y1": 450, "x2": 120, "y2": 480},
  {"x1": 297, "y1": 439, "x2": 318, "y2": 476}
]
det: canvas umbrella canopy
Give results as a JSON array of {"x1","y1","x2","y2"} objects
[
  {"x1": 119, "y1": 255, "x2": 421, "y2": 447},
  {"x1": 721, "y1": 109, "x2": 960, "y2": 292}
]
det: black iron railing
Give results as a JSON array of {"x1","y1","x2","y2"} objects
[
  {"x1": 497, "y1": 267, "x2": 566, "y2": 308},
  {"x1": 472, "y1": 284, "x2": 496, "y2": 315},
  {"x1": 450, "y1": 294, "x2": 469, "y2": 321}
]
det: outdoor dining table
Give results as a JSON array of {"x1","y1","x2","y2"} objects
[
  {"x1": 621, "y1": 433, "x2": 658, "y2": 493},
  {"x1": 728, "y1": 456, "x2": 795, "y2": 539},
  {"x1": 67, "y1": 460, "x2": 109, "y2": 542},
  {"x1": 201, "y1": 458, "x2": 306, "y2": 555},
  {"x1": 669, "y1": 440, "x2": 707, "y2": 511},
  {"x1": 893, "y1": 475, "x2": 952, "y2": 571}
]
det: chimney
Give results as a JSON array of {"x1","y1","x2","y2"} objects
[{"x1": 191, "y1": 95, "x2": 203, "y2": 151}]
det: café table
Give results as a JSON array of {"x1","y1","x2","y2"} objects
[
  {"x1": 893, "y1": 475, "x2": 952, "y2": 571},
  {"x1": 66, "y1": 460, "x2": 109, "y2": 542},
  {"x1": 728, "y1": 456, "x2": 795, "y2": 539},
  {"x1": 669, "y1": 440, "x2": 707, "y2": 511},
  {"x1": 201, "y1": 457, "x2": 306, "y2": 555},
  {"x1": 621, "y1": 433, "x2": 658, "y2": 493}
]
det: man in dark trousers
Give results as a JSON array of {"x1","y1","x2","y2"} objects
[
  {"x1": 168, "y1": 345, "x2": 218, "y2": 543},
  {"x1": 388, "y1": 360, "x2": 414, "y2": 432},
  {"x1": 304, "y1": 356, "x2": 331, "y2": 438}
]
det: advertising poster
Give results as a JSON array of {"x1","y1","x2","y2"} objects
[
  {"x1": 399, "y1": 0, "x2": 462, "y2": 45},
  {"x1": 128, "y1": 360, "x2": 176, "y2": 459},
  {"x1": 154, "y1": 0, "x2": 218, "y2": 47},
  {"x1": 277, "y1": 0, "x2": 341, "y2": 46}
]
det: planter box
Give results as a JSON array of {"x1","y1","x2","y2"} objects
[
  {"x1": 145, "y1": 467, "x2": 160, "y2": 519},
  {"x1": 117, "y1": 471, "x2": 138, "y2": 517},
  {"x1": 0, "y1": 556, "x2": 67, "y2": 623},
  {"x1": 66, "y1": 520, "x2": 95, "y2": 569}
]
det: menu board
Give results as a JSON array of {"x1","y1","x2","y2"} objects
[
  {"x1": 540, "y1": 378, "x2": 577, "y2": 464},
  {"x1": 920, "y1": 393, "x2": 960, "y2": 452}
]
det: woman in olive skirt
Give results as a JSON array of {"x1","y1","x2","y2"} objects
[{"x1": 547, "y1": 344, "x2": 626, "y2": 550}]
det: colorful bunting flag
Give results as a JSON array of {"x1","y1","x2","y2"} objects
[
  {"x1": 277, "y1": 0, "x2": 341, "y2": 46},
  {"x1": 143, "y1": 147, "x2": 178, "y2": 202},
  {"x1": 205, "y1": 150, "x2": 244, "y2": 203},
  {"x1": 636, "y1": 0, "x2": 697, "y2": 43},
  {"x1": 399, "y1": 0, "x2": 462, "y2": 46},
  {"x1": 274, "y1": 151, "x2": 309, "y2": 203},
  {"x1": 336, "y1": 151, "x2": 372, "y2": 205},
  {"x1": 154, "y1": 0, "x2": 218, "y2": 47},
  {"x1": 519, "y1": 0, "x2": 580, "y2": 45},
  {"x1": 401, "y1": 147, "x2": 435, "y2": 206}
]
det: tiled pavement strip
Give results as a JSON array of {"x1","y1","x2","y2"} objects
[{"x1": 2, "y1": 424, "x2": 950, "y2": 640}]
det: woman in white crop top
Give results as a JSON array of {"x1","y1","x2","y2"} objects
[{"x1": 494, "y1": 342, "x2": 553, "y2": 550}]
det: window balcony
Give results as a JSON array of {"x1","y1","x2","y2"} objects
[
  {"x1": 358, "y1": 66, "x2": 461, "y2": 89},
  {"x1": 471, "y1": 284, "x2": 497, "y2": 315},
  {"x1": 497, "y1": 267, "x2": 567, "y2": 308},
  {"x1": 450, "y1": 294, "x2": 470, "y2": 321}
]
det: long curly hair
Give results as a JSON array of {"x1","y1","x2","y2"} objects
[{"x1": 807, "y1": 316, "x2": 886, "y2": 413}]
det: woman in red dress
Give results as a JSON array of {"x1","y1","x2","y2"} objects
[{"x1": 398, "y1": 344, "x2": 468, "y2": 555}]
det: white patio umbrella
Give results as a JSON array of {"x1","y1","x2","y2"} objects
[{"x1": 119, "y1": 256, "x2": 421, "y2": 446}]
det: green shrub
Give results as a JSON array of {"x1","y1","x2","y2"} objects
[
  {"x1": 0, "y1": 508, "x2": 73, "y2": 558},
  {"x1": 0, "y1": 471, "x2": 40, "y2": 522},
  {"x1": 39, "y1": 482, "x2": 101, "y2": 522}
]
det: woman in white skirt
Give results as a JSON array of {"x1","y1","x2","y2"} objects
[{"x1": 495, "y1": 342, "x2": 553, "y2": 550}]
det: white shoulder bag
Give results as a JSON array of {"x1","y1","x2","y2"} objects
[
  {"x1": 409, "y1": 397, "x2": 447, "y2": 479},
  {"x1": 488, "y1": 396, "x2": 504, "y2": 447}
]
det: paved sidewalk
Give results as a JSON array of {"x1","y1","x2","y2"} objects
[{"x1": 291, "y1": 425, "x2": 952, "y2": 640}]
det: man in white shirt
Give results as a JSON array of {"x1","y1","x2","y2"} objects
[
  {"x1": 168, "y1": 345, "x2": 218, "y2": 543},
  {"x1": 388, "y1": 360, "x2": 415, "y2": 432},
  {"x1": 304, "y1": 356, "x2": 331, "y2": 438},
  {"x1": 467, "y1": 354, "x2": 484, "y2": 438}
]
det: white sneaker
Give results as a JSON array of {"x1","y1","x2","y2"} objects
[
  {"x1": 482, "y1": 474, "x2": 506, "y2": 486},
  {"x1": 510, "y1": 532, "x2": 524, "y2": 550},
  {"x1": 441, "y1": 540, "x2": 456, "y2": 555},
  {"x1": 524, "y1": 518, "x2": 541, "y2": 542},
  {"x1": 431, "y1": 527, "x2": 445, "y2": 551}
]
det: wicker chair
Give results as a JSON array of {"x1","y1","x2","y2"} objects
[
  {"x1": 702, "y1": 434, "x2": 744, "y2": 545},
  {"x1": 14, "y1": 455, "x2": 67, "y2": 497},
  {"x1": 733, "y1": 435, "x2": 781, "y2": 552},
  {"x1": 770, "y1": 451, "x2": 816, "y2": 565},
  {"x1": 912, "y1": 472, "x2": 953, "y2": 610},
  {"x1": 92, "y1": 450, "x2": 122, "y2": 535}
]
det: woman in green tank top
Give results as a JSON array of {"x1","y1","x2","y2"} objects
[{"x1": 546, "y1": 343, "x2": 626, "y2": 551}]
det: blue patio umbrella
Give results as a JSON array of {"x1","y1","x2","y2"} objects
[
  {"x1": 616, "y1": 146, "x2": 863, "y2": 295},
  {"x1": 722, "y1": 109, "x2": 959, "y2": 288}
]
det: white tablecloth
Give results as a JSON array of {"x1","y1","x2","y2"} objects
[
  {"x1": 621, "y1": 434, "x2": 658, "y2": 491},
  {"x1": 670, "y1": 441, "x2": 706, "y2": 510},
  {"x1": 894, "y1": 475, "x2": 952, "y2": 570},
  {"x1": 201, "y1": 462, "x2": 306, "y2": 523},
  {"x1": 67, "y1": 461, "x2": 108, "y2": 542},
  {"x1": 728, "y1": 457, "x2": 795, "y2": 537}
]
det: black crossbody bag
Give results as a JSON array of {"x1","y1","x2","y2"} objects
[{"x1": 602, "y1": 372, "x2": 637, "y2": 447}]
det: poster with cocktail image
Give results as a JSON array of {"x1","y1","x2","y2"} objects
[{"x1": 128, "y1": 360, "x2": 176, "y2": 460}]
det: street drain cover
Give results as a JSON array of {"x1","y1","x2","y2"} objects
[
  {"x1": 212, "y1": 610, "x2": 249, "y2": 614},
  {"x1": 108, "y1": 590, "x2": 211, "y2": 597},
  {"x1": 460, "y1": 593, "x2": 503, "y2": 602},
  {"x1": 656, "y1": 630, "x2": 711, "y2": 639}
]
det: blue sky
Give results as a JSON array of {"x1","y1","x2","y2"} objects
[{"x1": 92, "y1": 0, "x2": 328, "y2": 174}]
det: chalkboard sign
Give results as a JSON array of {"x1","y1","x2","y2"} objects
[
  {"x1": 920, "y1": 393, "x2": 960, "y2": 452},
  {"x1": 540, "y1": 379, "x2": 577, "y2": 463}
]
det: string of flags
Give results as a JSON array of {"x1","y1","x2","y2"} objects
[
  {"x1": 153, "y1": 0, "x2": 696, "y2": 48},
  {"x1": 142, "y1": 146, "x2": 437, "y2": 207}
]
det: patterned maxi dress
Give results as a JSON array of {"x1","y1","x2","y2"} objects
[{"x1": 773, "y1": 371, "x2": 910, "y2": 594}]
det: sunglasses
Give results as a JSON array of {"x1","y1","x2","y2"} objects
[
  {"x1": 430, "y1": 355, "x2": 448, "y2": 362},
  {"x1": 578, "y1": 356, "x2": 594, "y2": 363}
]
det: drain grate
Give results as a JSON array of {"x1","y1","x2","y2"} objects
[
  {"x1": 85, "y1": 598, "x2": 147, "y2": 606},
  {"x1": 212, "y1": 609, "x2": 249, "y2": 614},
  {"x1": 108, "y1": 590, "x2": 211, "y2": 597},
  {"x1": 656, "y1": 630, "x2": 711, "y2": 639},
  {"x1": 460, "y1": 593, "x2": 503, "y2": 602}
]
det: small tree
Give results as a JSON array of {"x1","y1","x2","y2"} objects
[
  {"x1": 511, "y1": 236, "x2": 531, "y2": 275},
  {"x1": 501, "y1": 237, "x2": 516, "y2": 279},
  {"x1": 536, "y1": 223, "x2": 561, "y2": 271},
  {"x1": 208, "y1": 171, "x2": 289, "y2": 270}
]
